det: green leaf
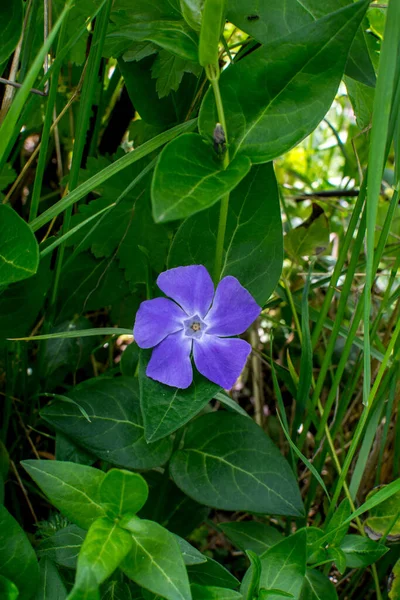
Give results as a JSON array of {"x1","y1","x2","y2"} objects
[
  {"x1": 364, "y1": 488, "x2": 400, "y2": 540},
  {"x1": 170, "y1": 412, "x2": 304, "y2": 517},
  {"x1": 199, "y1": 1, "x2": 369, "y2": 164},
  {"x1": 175, "y1": 535, "x2": 207, "y2": 566},
  {"x1": 121, "y1": 516, "x2": 191, "y2": 600},
  {"x1": 219, "y1": 522, "x2": 283, "y2": 555},
  {"x1": 101, "y1": 581, "x2": 134, "y2": 600},
  {"x1": 285, "y1": 208, "x2": 330, "y2": 259},
  {"x1": 191, "y1": 584, "x2": 242, "y2": 600},
  {"x1": 326, "y1": 547, "x2": 346, "y2": 575},
  {"x1": 168, "y1": 163, "x2": 283, "y2": 305},
  {"x1": 139, "y1": 350, "x2": 220, "y2": 442},
  {"x1": 120, "y1": 343, "x2": 140, "y2": 377},
  {"x1": 0, "y1": 1, "x2": 23, "y2": 64},
  {"x1": 151, "y1": 50, "x2": 193, "y2": 98},
  {"x1": 180, "y1": 0, "x2": 202, "y2": 31},
  {"x1": 0, "y1": 505, "x2": 40, "y2": 600},
  {"x1": 339, "y1": 535, "x2": 388, "y2": 568},
  {"x1": 244, "y1": 551, "x2": 262, "y2": 600},
  {"x1": 227, "y1": 0, "x2": 375, "y2": 88},
  {"x1": 33, "y1": 558, "x2": 67, "y2": 600},
  {"x1": 21, "y1": 460, "x2": 106, "y2": 530},
  {"x1": 151, "y1": 133, "x2": 251, "y2": 223},
  {"x1": 0, "y1": 575, "x2": 19, "y2": 600},
  {"x1": 188, "y1": 558, "x2": 239, "y2": 590},
  {"x1": 41, "y1": 377, "x2": 173, "y2": 470},
  {"x1": 0, "y1": 204, "x2": 39, "y2": 284},
  {"x1": 99, "y1": 469, "x2": 149, "y2": 517},
  {"x1": 323, "y1": 499, "x2": 351, "y2": 546},
  {"x1": 0, "y1": 163, "x2": 17, "y2": 192},
  {"x1": 73, "y1": 518, "x2": 133, "y2": 592},
  {"x1": 389, "y1": 558, "x2": 400, "y2": 600},
  {"x1": 244, "y1": 530, "x2": 307, "y2": 600},
  {"x1": 299, "y1": 569, "x2": 338, "y2": 600},
  {"x1": 38, "y1": 524, "x2": 87, "y2": 569}
]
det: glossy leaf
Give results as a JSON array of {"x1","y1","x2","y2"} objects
[
  {"x1": 139, "y1": 349, "x2": 220, "y2": 442},
  {"x1": 191, "y1": 585, "x2": 242, "y2": 600},
  {"x1": 99, "y1": 469, "x2": 149, "y2": 517},
  {"x1": 170, "y1": 413, "x2": 304, "y2": 517},
  {"x1": 339, "y1": 535, "x2": 388, "y2": 568},
  {"x1": 152, "y1": 133, "x2": 251, "y2": 223},
  {"x1": 73, "y1": 518, "x2": 133, "y2": 591},
  {"x1": 0, "y1": 575, "x2": 19, "y2": 600},
  {"x1": 199, "y1": 1, "x2": 369, "y2": 163},
  {"x1": 243, "y1": 551, "x2": 262, "y2": 600},
  {"x1": 0, "y1": 204, "x2": 39, "y2": 284},
  {"x1": 299, "y1": 569, "x2": 338, "y2": 600},
  {"x1": 0, "y1": 1, "x2": 23, "y2": 64},
  {"x1": 188, "y1": 558, "x2": 239, "y2": 590},
  {"x1": 227, "y1": 0, "x2": 375, "y2": 87},
  {"x1": 175, "y1": 535, "x2": 207, "y2": 565},
  {"x1": 0, "y1": 505, "x2": 39, "y2": 600},
  {"x1": 34, "y1": 558, "x2": 67, "y2": 600},
  {"x1": 219, "y1": 522, "x2": 283, "y2": 555},
  {"x1": 121, "y1": 517, "x2": 191, "y2": 600},
  {"x1": 38, "y1": 524, "x2": 87, "y2": 569},
  {"x1": 21, "y1": 460, "x2": 106, "y2": 530},
  {"x1": 168, "y1": 163, "x2": 283, "y2": 305},
  {"x1": 41, "y1": 377, "x2": 173, "y2": 470}
]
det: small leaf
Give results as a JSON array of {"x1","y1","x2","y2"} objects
[
  {"x1": 121, "y1": 517, "x2": 191, "y2": 600},
  {"x1": 326, "y1": 547, "x2": 346, "y2": 575},
  {"x1": 152, "y1": 50, "x2": 187, "y2": 98},
  {"x1": 284, "y1": 207, "x2": 329, "y2": 259},
  {"x1": 139, "y1": 350, "x2": 220, "y2": 442},
  {"x1": 99, "y1": 469, "x2": 149, "y2": 517},
  {"x1": 33, "y1": 558, "x2": 67, "y2": 600},
  {"x1": 41, "y1": 377, "x2": 173, "y2": 470},
  {"x1": 339, "y1": 535, "x2": 388, "y2": 568},
  {"x1": 0, "y1": 505, "x2": 39, "y2": 600},
  {"x1": 299, "y1": 569, "x2": 338, "y2": 600},
  {"x1": 364, "y1": 488, "x2": 400, "y2": 541},
  {"x1": 323, "y1": 499, "x2": 351, "y2": 546},
  {"x1": 219, "y1": 522, "x2": 283, "y2": 555},
  {"x1": 152, "y1": 133, "x2": 251, "y2": 223},
  {"x1": 0, "y1": 204, "x2": 39, "y2": 284},
  {"x1": 191, "y1": 584, "x2": 242, "y2": 600},
  {"x1": 38, "y1": 524, "x2": 86, "y2": 569},
  {"x1": 170, "y1": 412, "x2": 304, "y2": 517},
  {"x1": 22, "y1": 460, "x2": 106, "y2": 530}
]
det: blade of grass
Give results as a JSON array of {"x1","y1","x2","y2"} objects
[{"x1": 9, "y1": 328, "x2": 133, "y2": 341}]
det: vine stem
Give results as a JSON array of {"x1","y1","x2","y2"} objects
[{"x1": 206, "y1": 65, "x2": 230, "y2": 284}]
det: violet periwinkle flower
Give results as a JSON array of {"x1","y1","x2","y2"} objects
[{"x1": 133, "y1": 265, "x2": 261, "y2": 389}]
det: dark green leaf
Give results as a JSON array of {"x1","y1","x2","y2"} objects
[
  {"x1": 121, "y1": 516, "x2": 191, "y2": 600},
  {"x1": 73, "y1": 518, "x2": 133, "y2": 592},
  {"x1": 151, "y1": 50, "x2": 192, "y2": 98},
  {"x1": 0, "y1": 163, "x2": 17, "y2": 192},
  {"x1": 0, "y1": 204, "x2": 39, "y2": 284},
  {"x1": 323, "y1": 499, "x2": 351, "y2": 546},
  {"x1": 219, "y1": 522, "x2": 283, "y2": 555},
  {"x1": 344, "y1": 76, "x2": 374, "y2": 130},
  {"x1": 339, "y1": 535, "x2": 388, "y2": 568},
  {"x1": 188, "y1": 558, "x2": 239, "y2": 590},
  {"x1": 0, "y1": 505, "x2": 39, "y2": 600},
  {"x1": 41, "y1": 377, "x2": 173, "y2": 470},
  {"x1": 38, "y1": 524, "x2": 86, "y2": 569},
  {"x1": 299, "y1": 569, "x2": 338, "y2": 600},
  {"x1": 120, "y1": 343, "x2": 140, "y2": 377},
  {"x1": 227, "y1": 0, "x2": 375, "y2": 87},
  {"x1": 174, "y1": 536, "x2": 207, "y2": 565},
  {"x1": 170, "y1": 413, "x2": 304, "y2": 517},
  {"x1": 244, "y1": 551, "x2": 262, "y2": 600},
  {"x1": 21, "y1": 460, "x2": 106, "y2": 530},
  {"x1": 326, "y1": 547, "x2": 346, "y2": 574},
  {"x1": 0, "y1": 575, "x2": 19, "y2": 600},
  {"x1": 99, "y1": 469, "x2": 149, "y2": 517},
  {"x1": 0, "y1": 1, "x2": 23, "y2": 64},
  {"x1": 56, "y1": 433, "x2": 95, "y2": 466},
  {"x1": 139, "y1": 350, "x2": 220, "y2": 442},
  {"x1": 191, "y1": 584, "x2": 242, "y2": 600},
  {"x1": 152, "y1": 133, "x2": 251, "y2": 223},
  {"x1": 199, "y1": 1, "x2": 369, "y2": 163},
  {"x1": 33, "y1": 558, "x2": 67, "y2": 600},
  {"x1": 168, "y1": 163, "x2": 283, "y2": 305}
]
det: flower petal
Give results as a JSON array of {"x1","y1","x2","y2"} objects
[
  {"x1": 157, "y1": 265, "x2": 214, "y2": 318},
  {"x1": 204, "y1": 276, "x2": 261, "y2": 336},
  {"x1": 193, "y1": 335, "x2": 252, "y2": 389},
  {"x1": 133, "y1": 297, "x2": 186, "y2": 349},
  {"x1": 146, "y1": 330, "x2": 193, "y2": 389}
]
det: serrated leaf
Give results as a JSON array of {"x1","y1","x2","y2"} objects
[
  {"x1": 22, "y1": 460, "x2": 106, "y2": 530},
  {"x1": 219, "y1": 522, "x2": 283, "y2": 555},
  {"x1": 152, "y1": 133, "x2": 251, "y2": 223},
  {"x1": 152, "y1": 50, "x2": 187, "y2": 98},
  {"x1": 199, "y1": 1, "x2": 369, "y2": 164},
  {"x1": 99, "y1": 469, "x2": 149, "y2": 518},
  {"x1": 339, "y1": 535, "x2": 388, "y2": 568},
  {"x1": 168, "y1": 163, "x2": 283, "y2": 305},
  {"x1": 41, "y1": 378, "x2": 173, "y2": 470},
  {"x1": 170, "y1": 412, "x2": 304, "y2": 517},
  {"x1": 0, "y1": 505, "x2": 40, "y2": 600},
  {"x1": 0, "y1": 204, "x2": 39, "y2": 284},
  {"x1": 121, "y1": 517, "x2": 191, "y2": 600},
  {"x1": 139, "y1": 349, "x2": 220, "y2": 442}
]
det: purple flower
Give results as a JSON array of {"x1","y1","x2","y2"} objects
[{"x1": 133, "y1": 265, "x2": 261, "y2": 389}]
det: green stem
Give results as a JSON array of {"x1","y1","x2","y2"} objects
[{"x1": 206, "y1": 66, "x2": 230, "y2": 284}]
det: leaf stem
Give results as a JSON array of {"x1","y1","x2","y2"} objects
[{"x1": 206, "y1": 65, "x2": 230, "y2": 284}]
